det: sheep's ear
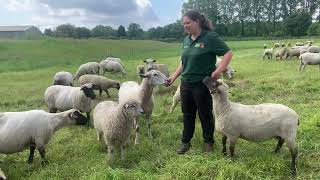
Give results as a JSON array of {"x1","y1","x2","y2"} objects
[
  {"x1": 152, "y1": 59, "x2": 156, "y2": 62},
  {"x1": 125, "y1": 104, "x2": 130, "y2": 109},
  {"x1": 139, "y1": 73, "x2": 150, "y2": 78},
  {"x1": 143, "y1": 60, "x2": 147, "y2": 63}
]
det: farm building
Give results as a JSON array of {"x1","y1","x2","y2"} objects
[{"x1": 0, "y1": 26, "x2": 42, "y2": 39}]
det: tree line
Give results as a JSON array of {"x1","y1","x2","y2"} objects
[{"x1": 43, "y1": 0, "x2": 320, "y2": 40}]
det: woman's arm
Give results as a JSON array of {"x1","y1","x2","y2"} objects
[{"x1": 165, "y1": 61, "x2": 182, "y2": 86}]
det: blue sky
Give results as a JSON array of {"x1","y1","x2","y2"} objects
[{"x1": 0, "y1": 0, "x2": 184, "y2": 30}]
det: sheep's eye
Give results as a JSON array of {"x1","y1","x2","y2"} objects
[{"x1": 153, "y1": 74, "x2": 158, "y2": 77}]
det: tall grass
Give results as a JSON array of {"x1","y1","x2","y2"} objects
[{"x1": 0, "y1": 38, "x2": 319, "y2": 179}]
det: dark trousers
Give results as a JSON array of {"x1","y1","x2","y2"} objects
[{"x1": 180, "y1": 80, "x2": 214, "y2": 144}]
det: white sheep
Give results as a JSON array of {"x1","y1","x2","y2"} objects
[
  {"x1": 0, "y1": 168, "x2": 5, "y2": 180},
  {"x1": 118, "y1": 70, "x2": 168, "y2": 144},
  {"x1": 263, "y1": 48, "x2": 273, "y2": 60},
  {"x1": 44, "y1": 83, "x2": 96, "y2": 121},
  {"x1": 53, "y1": 71, "x2": 73, "y2": 86},
  {"x1": 0, "y1": 109, "x2": 87, "y2": 165},
  {"x1": 143, "y1": 59, "x2": 170, "y2": 77},
  {"x1": 298, "y1": 52, "x2": 320, "y2": 72},
  {"x1": 202, "y1": 77, "x2": 299, "y2": 175},
  {"x1": 74, "y1": 62, "x2": 100, "y2": 80},
  {"x1": 136, "y1": 65, "x2": 145, "y2": 80},
  {"x1": 100, "y1": 59, "x2": 126, "y2": 75},
  {"x1": 308, "y1": 46, "x2": 320, "y2": 53},
  {"x1": 78, "y1": 74, "x2": 120, "y2": 97},
  {"x1": 275, "y1": 47, "x2": 288, "y2": 60},
  {"x1": 285, "y1": 48, "x2": 301, "y2": 59},
  {"x1": 93, "y1": 99, "x2": 143, "y2": 160},
  {"x1": 169, "y1": 85, "x2": 180, "y2": 113},
  {"x1": 103, "y1": 57, "x2": 124, "y2": 67}
]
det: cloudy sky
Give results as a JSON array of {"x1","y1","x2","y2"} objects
[{"x1": 0, "y1": 0, "x2": 184, "y2": 30}]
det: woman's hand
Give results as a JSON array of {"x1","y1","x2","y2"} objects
[
  {"x1": 165, "y1": 76, "x2": 175, "y2": 87},
  {"x1": 211, "y1": 69, "x2": 222, "y2": 80}
]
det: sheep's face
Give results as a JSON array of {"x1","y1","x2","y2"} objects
[
  {"x1": 68, "y1": 109, "x2": 88, "y2": 125},
  {"x1": 124, "y1": 101, "x2": 144, "y2": 118},
  {"x1": 139, "y1": 70, "x2": 167, "y2": 85},
  {"x1": 81, "y1": 83, "x2": 96, "y2": 100},
  {"x1": 202, "y1": 77, "x2": 229, "y2": 94},
  {"x1": 143, "y1": 59, "x2": 156, "y2": 71},
  {"x1": 113, "y1": 82, "x2": 121, "y2": 89}
]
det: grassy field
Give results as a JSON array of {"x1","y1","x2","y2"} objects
[{"x1": 0, "y1": 37, "x2": 320, "y2": 179}]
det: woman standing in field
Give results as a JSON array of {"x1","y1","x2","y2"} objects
[{"x1": 165, "y1": 10, "x2": 232, "y2": 154}]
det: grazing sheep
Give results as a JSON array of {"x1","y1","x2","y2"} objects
[
  {"x1": 93, "y1": 99, "x2": 143, "y2": 160},
  {"x1": 143, "y1": 59, "x2": 170, "y2": 77},
  {"x1": 74, "y1": 62, "x2": 100, "y2": 80},
  {"x1": 202, "y1": 77, "x2": 299, "y2": 175},
  {"x1": 273, "y1": 43, "x2": 280, "y2": 48},
  {"x1": 103, "y1": 57, "x2": 124, "y2": 67},
  {"x1": 78, "y1": 74, "x2": 120, "y2": 97},
  {"x1": 298, "y1": 52, "x2": 320, "y2": 72},
  {"x1": 44, "y1": 83, "x2": 96, "y2": 121},
  {"x1": 136, "y1": 65, "x2": 145, "y2": 80},
  {"x1": 0, "y1": 169, "x2": 5, "y2": 180},
  {"x1": 0, "y1": 109, "x2": 87, "y2": 165},
  {"x1": 169, "y1": 85, "x2": 180, "y2": 113},
  {"x1": 285, "y1": 48, "x2": 301, "y2": 59},
  {"x1": 53, "y1": 71, "x2": 73, "y2": 86},
  {"x1": 263, "y1": 48, "x2": 273, "y2": 60},
  {"x1": 118, "y1": 70, "x2": 168, "y2": 144},
  {"x1": 275, "y1": 48, "x2": 288, "y2": 60},
  {"x1": 308, "y1": 46, "x2": 320, "y2": 53},
  {"x1": 100, "y1": 59, "x2": 126, "y2": 75}
]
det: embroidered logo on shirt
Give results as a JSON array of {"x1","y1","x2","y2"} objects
[{"x1": 195, "y1": 43, "x2": 205, "y2": 48}]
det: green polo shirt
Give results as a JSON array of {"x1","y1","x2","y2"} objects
[{"x1": 181, "y1": 31, "x2": 230, "y2": 82}]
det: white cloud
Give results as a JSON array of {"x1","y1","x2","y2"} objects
[{"x1": 1, "y1": 0, "x2": 160, "y2": 29}]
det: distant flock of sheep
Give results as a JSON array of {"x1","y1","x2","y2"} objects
[
  {"x1": 263, "y1": 40, "x2": 320, "y2": 72},
  {"x1": 0, "y1": 50, "x2": 301, "y2": 179}
]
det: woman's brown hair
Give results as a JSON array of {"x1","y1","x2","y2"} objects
[{"x1": 183, "y1": 10, "x2": 213, "y2": 31}]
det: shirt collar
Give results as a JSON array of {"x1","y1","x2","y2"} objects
[{"x1": 189, "y1": 30, "x2": 207, "y2": 43}]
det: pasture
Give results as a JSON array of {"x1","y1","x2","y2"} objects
[{"x1": 0, "y1": 38, "x2": 319, "y2": 179}]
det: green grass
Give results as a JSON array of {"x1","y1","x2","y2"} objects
[{"x1": 0, "y1": 38, "x2": 320, "y2": 179}]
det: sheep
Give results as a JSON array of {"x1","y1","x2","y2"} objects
[
  {"x1": 118, "y1": 70, "x2": 168, "y2": 144},
  {"x1": 169, "y1": 85, "x2": 180, "y2": 113},
  {"x1": 298, "y1": 52, "x2": 320, "y2": 72},
  {"x1": 202, "y1": 77, "x2": 299, "y2": 175},
  {"x1": 285, "y1": 48, "x2": 301, "y2": 59},
  {"x1": 275, "y1": 47, "x2": 288, "y2": 60},
  {"x1": 44, "y1": 83, "x2": 96, "y2": 121},
  {"x1": 93, "y1": 99, "x2": 143, "y2": 160},
  {"x1": 143, "y1": 59, "x2": 170, "y2": 77},
  {"x1": 74, "y1": 62, "x2": 100, "y2": 80},
  {"x1": 103, "y1": 57, "x2": 124, "y2": 67},
  {"x1": 273, "y1": 43, "x2": 280, "y2": 48},
  {"x1": 0, "y1": 109, "x2": 87, "y2": 165},
  {"x1": 0, "y1": 169, "x2": 5, "y2": 180},
  {"x1": 100, "y1": 59, "x2": 126, "y2": 75},
  {"x1": 263, "y1": 48, "x2": 273, "y2": 60},
  {"x1": 53, "y1": 71, "x2": 73, "y2": 86},
  {"x1": 136, "y1": 65, "x2": 145, "y2": 80},
  {"x1": 308, "y1": 46, "x2": 320, "y2": 53},
  {"x1": 216, "y1": 58, "x2": 235, "y2": 79},
  {"x1": 78, "y1": 74, "x2": 120, "y2": 97}
]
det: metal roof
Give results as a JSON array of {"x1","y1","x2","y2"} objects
[{"x1": 0, "y1": 26, "x2": 33, "y2": 32}]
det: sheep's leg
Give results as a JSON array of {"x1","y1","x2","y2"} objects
[
  {"x1": 105, "y1": 90, "x2": 111, "y2": 98},
  {"x1": 99, "y1": 88, "x2": 103, "y2": 97},
  {"x1": 274, "y1": 136, "x2": 285, "y2": 153},
  {"x1": 120, "y1": 144, "x2": 126, "y2": 160},
  {"x1": 302, "y1": 64, "x2": 307, "y2": 72},
  {"x1": 107, "y1": 145, "x2": 115, "y2": 162},
  {"x1": 222, "y1": 135, "x2": 227, "y2": 156},
  {"x1": 229, "y1": 137, "x2": 237, "y2": 157},
  {"x1": 286, "y1": 139, "x2": 298, "y2": 175},
  {"x1": 170, "y1": 99, "x2": 177, "y2": 113},
  {"x1": 86, "y1": 112, "x2": 91, "y2": 124},
  {"x1": 37, "y1": 146, "x2": 49, "y2": 166},
  {"x1": 298, "y1": 63, "x2": 303, "y2": 71},
  {"x1": 27, "y1": 143, "x2": 36, "y2": 163},
  {"x1": 134, "y1": 118, "x2": 140, "y2": 145}
]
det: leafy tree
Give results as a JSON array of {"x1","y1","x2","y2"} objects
[
  {"x1": 117, "y1": 25, "x2": 126, "y2": 37},
  {"x1": 91, "y1": 25, "x2": 116, "y2": 38},
  {"x1": 73, "y1": 27, "x2": 91, "y2": 39},
  {"x1": 284, "y1": 11, "x2": 312, "y2": 36},
  {"x1": 44, "y1": 28, "x2": 53, "y2": 36},
  {"x1": 308, "y1": 23, "x2": 320, "y2": 36},
  {"x1": 55, "y1": 24, "x2": 76, "y2": 38},
  {"x1": 127, "y1": 23, "x2": 144, "y2": 39}
]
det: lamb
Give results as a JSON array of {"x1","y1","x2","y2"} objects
[
  {"x1": 169, "y1": 85, "x2": 180, "y2": 113},
  {"x1": 298, "y1": 52, "x2": 320, "y2": 72},
  {"x1": 202, "y1": 77, "x2": 299, "y2": 175},
  {"x1": 216, "y1": 58, "x2": 235, "y2": 79},
  {"x1": 44, "y1": 83, "x2": 96, "y2": 121},
  {"x1": 78, "y1": 74, "x2": 120, "y2": 97},
  {"x1": 53, "y1": 71, "x2": 73, "y2": 86},
  {"x1": 143, "y1": 59, "x2": 170, "y2": 77},
  {"x1": 263, "y1": 48, "x2": 273, "y2": 60},
  {"x1": 93, "y1": 99, "x2": 143, "y2": 160},
  {"x1": 308, "y1": 46, "x2": 320, "y2": 53},
  {"x1": 0, "y1": 109, "x2": 87, "y2": 165},
  {"x1": 74, "y1": 62, "x2": 100, "y2": 80},
  {"x1": 100, "y1": 59, "x2": 126, "y2": 75},
  {"x1": 118, "y1": 70, "x2": 168, "y2": 144},
  {"x1": 136, "y1": 65, "x2": 145, "y2": 80},
  {"x1": 0, "y1": 168, "x2": 5, "y2": 180}
]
